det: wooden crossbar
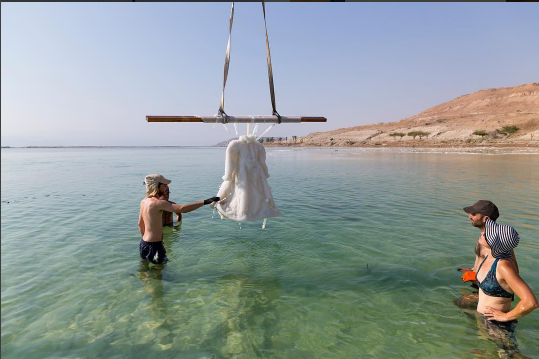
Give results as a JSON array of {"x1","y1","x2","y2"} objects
[{"x1": 146, "y1": 115, "x2": 327, "y2": 123}]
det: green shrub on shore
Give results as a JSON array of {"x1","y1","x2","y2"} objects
[
  {"x1": 408, "y1": 131, "x2": 430, "y2": 140},
  {"x1": 473, "y1": 130, "x2": 488, "y2": 138},
  {"x1": 390, "y1": 132, "x2": 406, "y2": 140},
  {"x1": 501, "y1": 126, "x2": 520, "y2": 134}
]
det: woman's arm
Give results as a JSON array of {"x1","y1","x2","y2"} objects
[
  {"x1": 511, "y1": 249, "x2": 519, "y2": 274},
  {"x1": 484, "y1": 260, "x2": 538, "y2": 321}
]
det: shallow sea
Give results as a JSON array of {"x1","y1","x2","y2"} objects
[{"x1": 1, "y1": 147, "x2": 538, "y2": 359}]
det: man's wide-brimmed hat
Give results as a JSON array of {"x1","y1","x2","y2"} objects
[
  {"x1": 144, "y1": 174, "x2": 171, "y2": 188},
  {"x1": 484, "y1": 218, "x2": 519, "y2": 259},
  {"x1": 463, "y1": 200, "x2": 499, "y2": 221}
]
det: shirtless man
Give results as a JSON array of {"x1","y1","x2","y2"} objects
[{"x1": 138, "y1": 174, "x2": 219, "y2": 264}]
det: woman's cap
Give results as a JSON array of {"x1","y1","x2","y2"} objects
[{"x1": 463, "y1": 200, "x2": 499, "y2": 221}]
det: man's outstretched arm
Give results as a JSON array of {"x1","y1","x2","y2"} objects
[
  {"x1": 175, "y1": 197, "x2": 220, "y2": 214},
  {"x1": 174, "y1": 201, "x2": 204, "y2": 214},
  {"x1": 159, "y1": 197, "x2": 220, "y2": 215}
]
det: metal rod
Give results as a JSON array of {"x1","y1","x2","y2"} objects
[
  {"x1": 146, "y1": 115, "x2": 327, "y2": 123},
  {"x1": 147, "y1": 116, "x2": 203, "y2": 123}
]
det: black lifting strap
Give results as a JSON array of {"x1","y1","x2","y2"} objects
[
  {"x1": 218, "y1": 2, "x2": 234, "y2": 122},
  {"x1": 262, "y1": 2, "x2": 281, "y2": 124},
  {"x1": 218, "y1": 2, "x2": 281, "y2": 124}
]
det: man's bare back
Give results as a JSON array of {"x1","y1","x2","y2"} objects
[{"x1": 139, "y1": 197, "x2": 175, "y2": 242}]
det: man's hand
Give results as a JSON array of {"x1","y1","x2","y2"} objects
[
  {"x1": 203, "y1": 197, "x2": 220, "y2": 205},
  {"x1": 484, "y1": 306, "x2": 510, "y2": 322}
]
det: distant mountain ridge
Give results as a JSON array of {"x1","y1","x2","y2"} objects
[
  {"x1": 270, "y1": 83, "x2": 539, "y2": 147},
  {"x1": 213, "y1": 138, "x2": 237, "y2": 147}
]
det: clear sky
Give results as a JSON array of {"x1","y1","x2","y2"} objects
[{"x1": 2, "y1": 2, "x2": 539, "y2": 146}]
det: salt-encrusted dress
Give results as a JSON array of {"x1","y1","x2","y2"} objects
[{"x1": 213, "y1": 135, "x2": 280, "y2": 221}]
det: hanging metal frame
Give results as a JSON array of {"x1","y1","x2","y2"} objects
[{"x1": 146, "y1": 2, "x2": 327, "y2": 125}]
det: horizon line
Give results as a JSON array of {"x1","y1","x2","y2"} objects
[{"x1": 0, "y1": 145, "x2": 222, "y2": 148}]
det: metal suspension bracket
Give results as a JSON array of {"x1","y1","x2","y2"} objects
[
  {"x1": 147, "y1": 116, "x2": 326, "y2": 123},
  {"x1": 146, "y1": 2, "x2": 327, "y2": 125}
]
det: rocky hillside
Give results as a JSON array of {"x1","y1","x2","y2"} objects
[{"x1": 270, "y1": 83, "x2": 539, "y2": 147}]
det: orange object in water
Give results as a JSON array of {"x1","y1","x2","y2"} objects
[{"x1": 462, "y1": 271, "x2": 477, "y2": 282}]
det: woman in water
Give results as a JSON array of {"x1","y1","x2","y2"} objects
[{"x1": 475, "y1": 218, "x2": 538, "y2": 355}]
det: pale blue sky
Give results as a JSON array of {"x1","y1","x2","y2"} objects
[{"x1": 2, "y1": 2, "x2": 539, "y2": 146}]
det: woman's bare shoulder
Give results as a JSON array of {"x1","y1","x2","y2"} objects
[{"x1": 497, "y1": 258, "x2": 517, "y2": 275}]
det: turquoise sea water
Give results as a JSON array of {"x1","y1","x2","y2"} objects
[{"x1": 2, "y1": 147, "x2": 539, "y2": 359}]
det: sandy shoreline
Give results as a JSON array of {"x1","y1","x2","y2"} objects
[
  {"x1": 2, "y1": 145, "x2": 539, "y2": 154},
  {"x1": 265, "y1": 146, "x2": 539, "y2": 154},
  {"x1": 261, "y1": 141, "x2": 539, "y2": 153}
]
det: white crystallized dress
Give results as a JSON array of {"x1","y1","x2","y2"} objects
[{"x1": 213, "y1": 135, "x2": 280, "y2": 221}]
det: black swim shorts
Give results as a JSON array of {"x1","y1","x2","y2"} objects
[{"x1": 139, "y1": 239, "x2": 168, "y2": 264}]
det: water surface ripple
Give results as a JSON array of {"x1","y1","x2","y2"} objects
[{"x1": 2, "y1": 148, "x2": 538, "y2": 358}]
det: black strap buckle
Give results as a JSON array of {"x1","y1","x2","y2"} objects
[
  {"x1": 218, "y1": 109, "x2": 229, "y2": 124},
  {"x1": 273, "y1": 110, "x2": 282, "y2": 124}
]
